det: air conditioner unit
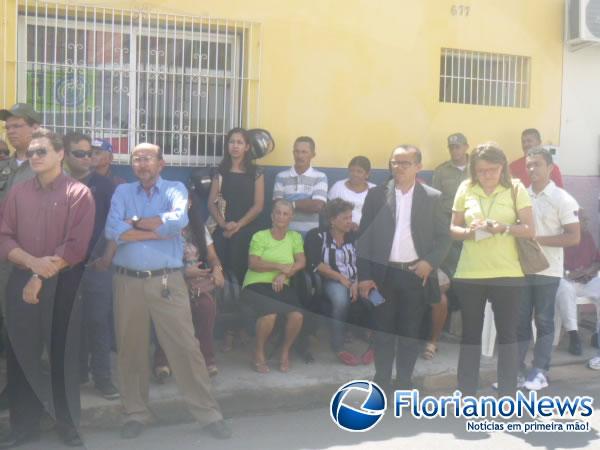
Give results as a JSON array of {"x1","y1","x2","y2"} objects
[{"x1": 566, "y1": 0, "x2": 600, "y2": 46}]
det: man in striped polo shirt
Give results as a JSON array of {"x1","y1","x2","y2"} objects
[{"x1": 273, "y1": 136, "x2": 328, "y2": 236}]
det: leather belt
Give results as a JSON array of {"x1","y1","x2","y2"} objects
[
  {"x1": 388, "y1": 260, "x2": 418, "y2": 271},
  {"x1": 114, "y1": 266, "x2": 181, "y2": 279}
]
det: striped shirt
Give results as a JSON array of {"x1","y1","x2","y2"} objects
[
  {"x1": 272, "y1": 166, "x2": 328, "y2": 234},
  {"x1": 305, "y1": 228, "x2": 357, "y2": 281}
]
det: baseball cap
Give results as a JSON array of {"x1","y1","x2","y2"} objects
[
  {"x1": 91, "y1": 138, "x2": 113, "y2": 152},
  {"x1": 447, "y1": 133, "x2": 468, "y2": 147},
  {"x1": 0, "y1": 103, "x2": 43, "y2": 124}
]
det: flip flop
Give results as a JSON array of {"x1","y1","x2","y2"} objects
[
  {"x1": 253, "y1": 361, "x2": 270, "y2": 374},
  {"x1": 279, "y1": 359, "x2": 291, "y2": 373},
  {"x1": 422, "y1": 342, "x2": 437, "y2": 360}
]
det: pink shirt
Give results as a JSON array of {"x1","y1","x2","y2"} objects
[{"x1": 0, "y1": 173, "x2": 95, "y2": 266}]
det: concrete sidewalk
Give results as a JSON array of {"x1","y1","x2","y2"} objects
[{"x1": 0, "y1": 314, "x2": 598, "y2": 429}]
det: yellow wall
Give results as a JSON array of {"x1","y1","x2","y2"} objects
[{"x1": 1, "y1": 0, "x2": 565, "y2": 169}]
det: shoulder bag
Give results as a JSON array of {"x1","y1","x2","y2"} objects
[{"x1": 510, "y1": 182, "x2": 550, "y2": 275}]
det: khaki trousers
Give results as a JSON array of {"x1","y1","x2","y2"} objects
[{"x1": 113, "y1": 270, "x2": 222, "y2": 425}]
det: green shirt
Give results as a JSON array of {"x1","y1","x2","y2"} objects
[
  {"x1": 452, "y1": 179, "x2": 532, "y2": 279},
  {"x1": 242, "y1": 229, "x2": 304, "y2": 288},
  {"x1": 432, "y1": 159, "x2": 469, "y2": 217}
]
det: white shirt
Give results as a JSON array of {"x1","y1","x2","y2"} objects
[
  {"x1": 528, "y1": 181, "x2": 580, "y2": 278},
  {"x1": 328, "y1": 179, "x2": 375, "y2": 225},
  {"x1": 389, "y1": 184, "x2": 419, "y2": 263}
]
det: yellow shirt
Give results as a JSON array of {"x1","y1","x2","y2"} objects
[{"x1": 452, "y1": 179, "x2": 532, "y2": 279}]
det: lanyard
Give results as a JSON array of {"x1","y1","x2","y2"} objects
[{"x1": 478, "y1": 192, "x2": 499, "y2": 220}]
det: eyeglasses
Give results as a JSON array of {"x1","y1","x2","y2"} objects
[
  {"x1": 389, "y1": 160, "x2": 415, "y2": 169},
  {"x1": 70, "y1": 149, "x2": 93, "y2": 159},
  {"x1": 475, "y1": 166, "x2": 502, "y2": 176},
  {"x1": 26, "y1": 148, "x2": 49, "y2": 158},
  {"x1": 132, "y1": 155, "x2": 158, "y2": 165}
]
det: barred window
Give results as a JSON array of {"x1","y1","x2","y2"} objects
[
  {"x1": 439, "y1": 48, "x2": 531, "y2": 108},
  {"x1": 17, "y1": 1, "x2": 260, "y2": 166}
]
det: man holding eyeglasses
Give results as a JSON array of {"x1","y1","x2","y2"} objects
[
  {"x1": 357, "y1": 145, "x2": 451, "y2": 393},
  {"x1": 63, "y1": 133, "x2": 119, "y2": 400},
  {"x1": 0, "y1": 129, "x2": 95, "y2": 447},
  {"x1": 105, "y1": 143, "x2": 230, "y2": 441}
]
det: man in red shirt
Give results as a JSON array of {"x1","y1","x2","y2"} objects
[
  {"x1": 509, "y1": 128, "x2": 564, "y2": 188},
  {"x1": 555, "y1": 210, "x2": 600, "y2": 355},
  {"x1": 0, "y1": 129, "x2": 95, "y2": 448}
]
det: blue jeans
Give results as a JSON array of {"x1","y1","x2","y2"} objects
[
  {"x1": 79, "y1": 268, "x2": 114, "y2": 383},
  {"x1": 518, "y1": 275, "x2": 560, "y2": 374},
  {"x1": 324, "y1": 280, "x2": 353, "y2": 352}
]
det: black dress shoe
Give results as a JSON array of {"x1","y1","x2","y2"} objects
[
  {"x1": 58, "y1": 426, "x2": 83, "y2": 447},
  {"x1": 568, "y1": 331, "x2": 583, "y2": 356},
  {"x1": 0, "y1": 430, "x2": 40, "y2": 448},
  {"x1": 203, "y1": 420, "x2": 232, "y2": 440},
  {"x1": 120, "y1": 421, "x2": 144, "y2": 439}
]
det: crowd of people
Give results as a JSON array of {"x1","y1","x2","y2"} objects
[{"x1": 0, "y1": 101, "x2": 599, "y2": 447}]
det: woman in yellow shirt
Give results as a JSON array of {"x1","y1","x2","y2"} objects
[{"x1": 450, "y1": 143, "x2": 535, "y2": 397}]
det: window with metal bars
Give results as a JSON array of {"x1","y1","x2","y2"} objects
[
  {"x1": 16, "y1": 1, "x2": 260, "y2": 166},
  {"x1": 439, "y1": 48, "x2": 531, "y2": 108}
]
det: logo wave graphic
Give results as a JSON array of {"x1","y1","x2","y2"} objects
[{"x1": 330, "y1": 380, "x2": 387, "y2": 432}]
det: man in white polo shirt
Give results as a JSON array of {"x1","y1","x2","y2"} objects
[
  {"x1": 518, "y1": 147, "x2": 580, "y2": 391},
  {"x1": 273, "y1": 136, "x2": 328, "y2": 236}
]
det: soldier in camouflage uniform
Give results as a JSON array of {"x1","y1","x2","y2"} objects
[{"x1": 0, "y1": 104, "x2": 41, "y2": 383}]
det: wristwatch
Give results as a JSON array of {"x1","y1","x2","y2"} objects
[
  {"x1": 31, "y1": 273, "x2": 40, "y2": 280},
  {"x1": 131, "y1": 215, "x2": 142, "y2": 229}
]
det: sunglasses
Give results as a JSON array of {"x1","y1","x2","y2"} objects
[
  {"x1": 26, "y1": 148, "x2": 49, "y2": 158},
  {"x1": 70, "y1": 149, "x2": 93, "y2": 159}
]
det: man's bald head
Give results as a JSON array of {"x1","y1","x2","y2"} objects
[
  {"x1": 390, "y1": 145, "x2": 422, "y2": 164},
  {"x1": 132, "y1": 143, "x2": 162, "y2": 159}
]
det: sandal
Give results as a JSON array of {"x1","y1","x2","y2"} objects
[
  {"x1": 422, "y1": 342, "x2": 437, "y2": 360},
  {"x1": 279, "y1": 356, "x2": 291, "y2": 373},
  {"x1": 207, "y1": 364, "x2": 219, "y2": 377},
  {"x1": 253, "y1": 361, "x2": 270, "y2": 374},
  {"x1": 336, "y1": 351, "x2": 360, "y2": 366}
]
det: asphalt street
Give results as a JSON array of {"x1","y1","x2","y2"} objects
[{"x1": 15, "y1": 363, "x2": 600, "y2": 450}]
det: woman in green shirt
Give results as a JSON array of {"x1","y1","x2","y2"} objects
[
  {"x1": 450, "y1": 143, "x2": 535, "y2": 397},
  {"x1": 241, "y1": 199, "x2": 306, "y2": 374}
]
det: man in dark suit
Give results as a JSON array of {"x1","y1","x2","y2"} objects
[{"x1": 357, "y1": 145, "x2": 451, "y2": 392}]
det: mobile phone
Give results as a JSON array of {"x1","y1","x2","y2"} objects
[{"x1": 368, "y1": 289, "x2": 386, "y2": 307}]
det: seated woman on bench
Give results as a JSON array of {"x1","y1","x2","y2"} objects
[
  {"x1": 305, "y1": 198, "x2": 374, "y2": 366},
  {"x1": 241, "y1": 199, "x2": 306, "y2": 373}
]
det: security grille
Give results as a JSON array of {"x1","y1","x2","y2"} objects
[
  {"x1": 439, "y1": 48, "x2": 531, "y2": 108},
  {"x1": 15, "y1": 0, "x2": 261, "y2": 165}
]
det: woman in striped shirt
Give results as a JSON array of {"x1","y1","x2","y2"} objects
[{"x1": 305, "y1": 199, "x2": 374, "y2": 366}]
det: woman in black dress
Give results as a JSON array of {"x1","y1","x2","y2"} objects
[{"x1": 208, "y1": 128, "x2": 265, "y2": 350}]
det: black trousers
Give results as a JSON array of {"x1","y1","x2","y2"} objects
[
  {"x1": 454, "y1": 279, "x2": 523, "y2": 397},
  {"x1": 6, "y1": 266, "x2": 84, "y2": 434},
  {"x1": 373, "y1": 268, "x2": 429, "y2": 390}
]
